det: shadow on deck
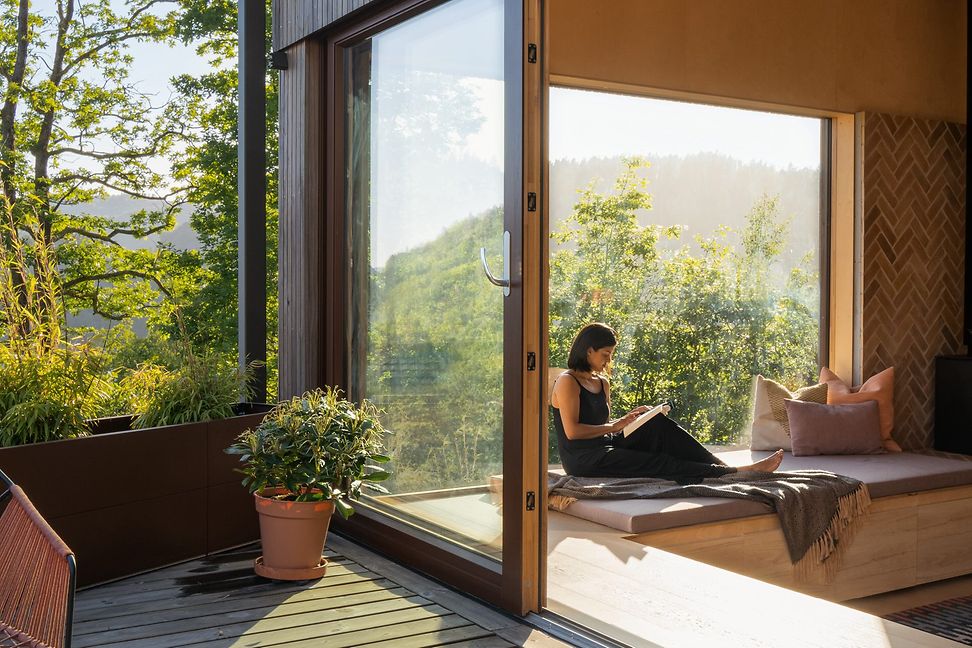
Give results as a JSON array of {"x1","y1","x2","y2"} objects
[{"x1": 73, "y1": 542, "x2": 525, "y2": 648}]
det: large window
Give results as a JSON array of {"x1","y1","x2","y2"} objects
[
  {"x1": 549, "y1": 87, "x2": 826, "y2": 448},
  {"x1": 344, "y1": 0, "x2": 506, "y2": 559}
]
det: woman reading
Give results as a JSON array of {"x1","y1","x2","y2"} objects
[{"x1": 551, "y1": 323, "x2": 784, "y2": 483}]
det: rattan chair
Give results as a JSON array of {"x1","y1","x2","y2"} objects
[{"x1": 0, "y1": 469, "x2": 76, "y2": 648}]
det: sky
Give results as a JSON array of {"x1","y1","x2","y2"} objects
[
  {"x1": 38, "y1": 0, "x2": 821, "y2": 185},
  {"x1": 28, "y1": 1, "x2": 210, "y2": 183},
  {"x1": 33, "y1": 0, "x2": 822, "y2": 266},
  {"x1": 550, "y1": 87, "x2": 823, "y2": 169},
  {"x1": 363, "y1": 0, "x2": 822, "y2": 265}
]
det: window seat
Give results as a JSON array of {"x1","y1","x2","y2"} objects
[
  {"x1": 552, "y1": 450, "x2": 972, "y2": 534},
  {"x1": 551, "y1": 450, "x2": 972, "y2": 601}
]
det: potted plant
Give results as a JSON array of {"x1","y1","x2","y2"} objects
[{"x1": 226, "y1": 386, "x2": 390, "y2": 580}]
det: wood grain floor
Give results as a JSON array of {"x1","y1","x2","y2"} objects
[
  {"x1": 546, "y1": 510, "x2": 967, "y2": 648},
  {"x1": 72, "y1": 537, "x2": 566, "y2": 648}
]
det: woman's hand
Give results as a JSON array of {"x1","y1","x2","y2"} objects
[{"x1": 610, "y1": 405, "x2": 650, "y2": 433}]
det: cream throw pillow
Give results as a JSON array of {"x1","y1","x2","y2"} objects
[{"x1": 750, "y1": 375, "x2": 828, "y2": 451}]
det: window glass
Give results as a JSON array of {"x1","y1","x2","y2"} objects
[
  {"x1": 549, "y1": 87, "x2": 824, "y2": 449},
  {"x1": 346, "y1": 0, "x2": 506, "y2": 559}
]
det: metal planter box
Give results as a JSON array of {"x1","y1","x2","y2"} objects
[{"x1": 0, "y1": 404, "x2": 272, "y2": 587}]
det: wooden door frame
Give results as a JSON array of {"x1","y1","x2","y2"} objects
[{"x1": 320, "y1": 0, "x2": 543, "y2": 614}]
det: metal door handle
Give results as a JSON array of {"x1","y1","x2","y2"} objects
[{"x1": 480, "y1": 230, "x2": 510, "y2": 297}]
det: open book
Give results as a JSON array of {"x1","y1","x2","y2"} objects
[{"x1": 622, "y1": 402, "x2": 672, "y2": 437}]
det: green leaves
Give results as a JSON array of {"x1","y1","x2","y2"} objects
[
  {"x1": 225, "y1": 387, "x2": 391, "y2": 517},
  {"x1": 550, "y1": 159, "x2": 819, "y2": 450},
  {"x1": 133, "y1": 353, "x2": 254, "y2": 428}
]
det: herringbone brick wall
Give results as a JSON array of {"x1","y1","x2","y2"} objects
[{"x1": 861, "y1": 113, "x2": 967, "y2": 450}]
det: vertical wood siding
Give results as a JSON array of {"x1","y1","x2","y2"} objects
[
  {"x1": 278, "y1": 39, "x2": 325, "y2": 399},
  {"x1": 273, "y1": 0, "x2": 378, "y2": 51}
]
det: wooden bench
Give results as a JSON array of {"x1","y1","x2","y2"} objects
[
  {"x1": 0, "y1": 469, "x2": 76, "y2": 648},
  {"x1": 546, "y1": 450, "x2": 972, "y2": 602},
  {"x1": 628, "y1": 481, "x2": 972, "y2": 601}
]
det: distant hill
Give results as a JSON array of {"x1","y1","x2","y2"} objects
[
  {"x1": 550, "y1": 154, "x2": 821, "y2": 267},
  {"x1": 59, "y1": 195, "x2": 199, "y2": 251}
]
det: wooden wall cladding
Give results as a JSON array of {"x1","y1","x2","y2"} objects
[
  {"x1": 548, "y1": 0, "x2": 967, "y2": 124},
  {"x1": 861, "y1": 113, "x2": 967, "y2": 450},
  {"x1": 273, "y1": 0, "x2": 378, "y2": 51},
  {"x1": 278, "y1": 39, "x2": 325, "y2": 400}
]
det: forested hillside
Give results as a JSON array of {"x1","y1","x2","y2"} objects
[
  {"x1": 367, "y1": 207, "x2": 505, "y2": 493},
  {"x1": 369, "y1": 158, "x2": 819, "y2": 490},
  {"x1": 551, "y1": 154, "x2": 819, "y2": 269}
]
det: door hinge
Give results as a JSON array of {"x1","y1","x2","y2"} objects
[
  {"x1": 527, "y1": 192, "x2": 537, "y2": 212},
  {"x1": 526, "y1": 491, "x2": 536, "y2": 511},
  {"x1": 526, "y1": 352, "x2": 536, "y2": 371},
  {"x1": 527, "y1": 43, "x2": 537, "y2": 64}
]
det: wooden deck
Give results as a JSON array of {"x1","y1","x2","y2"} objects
[{"x1": 72, "y1": 536, "x2": 565, "y2": 648}]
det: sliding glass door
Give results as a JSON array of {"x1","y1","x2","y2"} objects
[
  {"x1": 328, "y1": 0, "x2": 541, "y2": 613},
  {"x1": 346, "y1": 0, "x2": 507, "y2": 561}
]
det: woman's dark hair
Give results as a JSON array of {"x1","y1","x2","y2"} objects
[{"x1": 567, "y1": 323, "x2": 618, "y2": 372}]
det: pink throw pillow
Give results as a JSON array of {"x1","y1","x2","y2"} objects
[
  {"x1": 784, "y1": 399, "x2": 884, "y2": 456},
  {"x1": 819, "y1": 367, "x2": 901, "y2": 452}
]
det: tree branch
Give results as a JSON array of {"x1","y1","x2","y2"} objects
[
  {"x1": 49, "y1": 129, "x2": 185, "y2": 159},
  {"x1": 63, "y1": 30, "x2": 157, "y2": 77},
  {"x1": 52, "y1": 173, "x2": 183, "y2": 202},
  {"x1": 63, "y1": 269, "x2": 172, "y2": 297},
  {"x1": 1, "y1": 0, "x2": 31, "y2": 201},
  {"x1": 56, "y1": 218, "x2": 174, "y2": 245}
]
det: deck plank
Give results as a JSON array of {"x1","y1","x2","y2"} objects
[
  {"x1": 74, "y1": 563, "x2": 376, "y2": 618},
  {"x1": 100, "y1": 600, "x2": 447, "y2": 648},
  {"x1": 361, "y1": 626, "x2": 515, "y2": 647},
  {"x1": 72, "y1": 585, "x2": 414, "y2": 645},
  {"x1": 217, "y1": 614, "x2": 476, "y2": 648},
  {"x1": 72, "y1": 541, "x2": 548, "y2": 648},
  {"x1": 80, "y1": 547, "x2": 345, "y2": 591}
]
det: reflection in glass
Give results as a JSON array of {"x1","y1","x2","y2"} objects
[{"x1": 346, "y1": 0, "x2": 505, "y2": 560}]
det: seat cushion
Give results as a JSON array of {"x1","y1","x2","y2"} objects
[
  {"x1": 730, "y1": 450, "x2": 972, "y2": 498},
  {"x1": 551, "y1": 451, "x2": 972, "y2": 534}
]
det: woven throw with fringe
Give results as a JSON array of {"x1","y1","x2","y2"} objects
[{"x1": 548, "y1": 470, "x2": 871, "y2": 582}]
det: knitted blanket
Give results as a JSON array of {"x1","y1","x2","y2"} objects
[{"x1": 548, "y1": 470, "x2": 871, "y2": 581}]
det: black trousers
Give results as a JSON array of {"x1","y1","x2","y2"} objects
[{"x1": 566, "y1": 414, "x2": 736, "y2": 484}]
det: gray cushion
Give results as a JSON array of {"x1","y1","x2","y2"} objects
[
  {"x1": 732, "y1": 450, "x2": 972, "y2": 499},
  {"x1": 553, "y1": 451, "x2": 972, "y2": 534},
  {"x1": 565, "y1": 496, "x2": 770, "y2": 534}
]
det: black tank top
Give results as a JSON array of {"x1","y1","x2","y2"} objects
[{"x1": 553, "y1": 373, "x2": 613, "y2": 472}]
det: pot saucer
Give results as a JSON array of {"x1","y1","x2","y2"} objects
[{"x1": 254, "y1": 556, "x2": 328, "y2": 581}]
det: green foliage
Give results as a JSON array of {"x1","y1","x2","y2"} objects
[
  {"x1": 0, "y1": 197, "x2": 96, "y2": 445},
  {"x1": 0, "y1": 1, "x2": 276, "y2": 445},
  {"x1": 365, "y1": 208, "x2": 504, "y2": 494},
  {"x1": 225, "y1": 387, "x2": 391, "y2": 519},
  {"x1": 135, "y1": 352, "x2": 253, "y2": 429},
  {"x1": 550, "y1": 159, "x2": 819, "y2": 452},
  {"x1": 97, "y1": 363, "x2": 169, "y2": 420},
  {"x1": 166, "y1": 0, "x2": 280, "y2": 398},
  {"x1": 0, "y1": 198, "x2": 62, "y2": 353},
  {"x1": 0, "y1": 344, "x2": 99, "y2": 446},
  {"x1": 0, "y1": 0, "x2": 192, "y2": 323}
]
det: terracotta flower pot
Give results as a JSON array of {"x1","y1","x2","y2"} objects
[{"x1": 253, "y1": 488, "x2": 334, "y2": 580}]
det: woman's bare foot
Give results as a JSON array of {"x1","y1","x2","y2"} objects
[{"x1": 737, "y1": 449, "x2": 784, "y2": 473}]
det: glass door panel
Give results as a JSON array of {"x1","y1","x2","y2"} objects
[{"x1": 345, "y1": 0, "x2": 506, "y2": 561}]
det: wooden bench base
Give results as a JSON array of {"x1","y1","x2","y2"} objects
[{"x1": 625, "y1": 483, "x2": 972, "y2": 601}]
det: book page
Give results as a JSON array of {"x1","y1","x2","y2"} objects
[{"x1": 622, "y1": 403, "x2": 671, "y2": 437}]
